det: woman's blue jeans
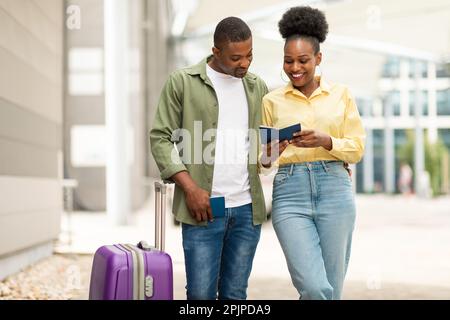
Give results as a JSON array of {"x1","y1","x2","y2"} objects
[{"x1": 272, "y1": 161, "x2": 356, "y2": 300}]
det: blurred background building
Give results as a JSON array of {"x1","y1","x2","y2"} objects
[
  {"x1": 1, "y1": 0, "x2": 449, "y2": 280},
  {"x1": 178, "y1": 0, "x2": 450, "y2": 197},
  {"x1": 0, "y1": 0, "x2": 65, "y2": 280},
  {"x1": 0, "y1": 0, "x2": 175, "y2": 279}
]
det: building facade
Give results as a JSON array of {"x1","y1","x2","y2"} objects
[{"x1": 0, "y1": 0, "x2": 64, "y2": 280}]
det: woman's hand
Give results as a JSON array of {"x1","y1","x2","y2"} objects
[
  {"x1": 290, "y1": 130, "x2": 333, "y2": 151},
  {"x1": 261, "y1": 140, "x2": 290, "y2": 168}
]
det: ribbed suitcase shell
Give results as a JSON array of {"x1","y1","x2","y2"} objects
[
  {"x1": 89, "y1": 182, "x2": 173, "y2": 300},
  {"x1": 89, "y1": 244, "x2": 173, "y2": 300}
]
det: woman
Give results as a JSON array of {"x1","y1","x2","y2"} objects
[{"x1": 261, "y1": 6, "x2": 365, "y2": 300}]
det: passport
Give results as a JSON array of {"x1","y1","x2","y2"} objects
[
  {"x1": 259, "y1": 123, "x2": 302, "y2": 144},
  {"x1": 210, "y1": 196, "x2": 225, "y2": 218}
]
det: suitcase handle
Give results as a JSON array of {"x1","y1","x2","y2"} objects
[{"x1": 154, "y1": 181, "x2": 167, "y2": 251}]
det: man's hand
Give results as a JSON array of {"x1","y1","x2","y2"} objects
[
  {"x1": 290, "y1": 130, "x2": 332, "y2": 151},
  {"x1": 261, "y1": 139, "x2": 290, "y2": 168},
  {"x1": 171, "y1": 171, "x2": 213, "y2": 222},
  {"x1": 184, "y1": 185, "x2": 213, "y2": 222}
]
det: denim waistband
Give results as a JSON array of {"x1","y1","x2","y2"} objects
[
  {"x1": 279, "y1": 160, "x2": 343, "y2": 168},
  {"x1": 278, "y1": 161, "x2": 344, "y2": 173}
]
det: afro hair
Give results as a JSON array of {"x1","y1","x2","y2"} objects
[{"x1": 278, "y1": 6, "x2": 329, "y2": 43}]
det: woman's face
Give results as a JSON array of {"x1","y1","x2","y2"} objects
[{"x1": 283, "y1": 38, "x2": 321, "y2": 89}]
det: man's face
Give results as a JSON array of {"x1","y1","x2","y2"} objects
[{"x1": 212, "y1": 38, "x2": 253, "y2": 78}]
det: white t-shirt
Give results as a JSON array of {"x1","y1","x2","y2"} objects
[{"x1": 206, "y1": 64, "x2": 252, "y2": 208}]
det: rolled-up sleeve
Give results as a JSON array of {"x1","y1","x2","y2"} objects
[
  {"x1": 328, "y1": 90, "x2": 366, "y2": 164},
  {"x1": 258, "y1": 96, "x2": 277, "y2": 174},
  {"x1": 150, "y1": 74, "x2": 187, "y2": 181}
]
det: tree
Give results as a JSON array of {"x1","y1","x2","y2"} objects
[{"x1": 397, "y1": 130, "x2": 449, "y2": 196}]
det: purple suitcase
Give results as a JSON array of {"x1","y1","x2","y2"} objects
[{"x1": 89, "y1": 182, "x2": 173, "y2": 300}]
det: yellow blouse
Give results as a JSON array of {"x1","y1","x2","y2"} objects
[{"x1": 262, "y1": 77, "x2": 366, "y2": 166}]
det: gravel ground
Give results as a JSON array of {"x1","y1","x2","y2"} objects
[
  {"x1": 0, "y1": 254, "x2": 93, "y2": 300},
  {"x1": 2, "y1": 253, "x2": 450, "y2": 300},
  {"x1": 0, "y1": 254, "x2": 450, "y2": 300},
  {"x1": 1, "y1": 195, "x2": 449, "y2": 300}
]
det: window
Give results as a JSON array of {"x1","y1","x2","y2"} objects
[
  {"x1": 436, "y1": 63, "x2": 450, "y2": 78},
  {"x1": 438, "y1": 129, "x2": 450, "y2": 150},
  {"x1": 409, "y1": 90, "x2": 428, "y2": 116},
  {"x1": 383, "y1": 91, "x2": 401, "y2": 116},
  {"x1": 382, "y1": 56, "x2": 400, "y2": 78},
  {"x1": 394, "y1": 130, "x2": 408, "y2": 193},
  {"x1": 356, "y1": 97, "x2": 372, "y2": 117},
  {"x1": 408, "y1": 59, "x2": 428, "y2": 78},
  {"x1": 437, "y1": 89, "x2": 450, "y2": 115},
  {"x1": 68, "y1": 47, "x2": 103, "y2": 96},
  {"x1": 373, "y1": 130, "x2": 385, "y2": 192},
  {"x1": 70, "y1": 125, "x2": 134, "y2": 167}
]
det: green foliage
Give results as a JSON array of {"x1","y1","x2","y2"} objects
[{"x1": 397, "y1": 130, "x2": 449, "y2": 196}]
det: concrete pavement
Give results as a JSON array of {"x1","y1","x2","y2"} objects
[{"x1": 51, "y1": 194, "x2": 450, "y2": 299}]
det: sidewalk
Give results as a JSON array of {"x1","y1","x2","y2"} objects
[{"x1": 48, "y1": 194, "x2": 450, "y2": 299}]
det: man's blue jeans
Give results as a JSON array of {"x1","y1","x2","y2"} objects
[
  {"x1": 272, "y1": 161, "x2": 356, "y2": 300},
  {"x1": 182, "y1": 203, "x2": 261, "y2": 300}
]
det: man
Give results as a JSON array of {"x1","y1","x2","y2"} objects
[{"x1": 150, "y1": 17, "x2": 268, "y2": 300}]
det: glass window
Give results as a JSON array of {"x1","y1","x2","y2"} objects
[
  {"x1": 356, "y1": 97, "x2": 372, "y2": 117},
  {"x1": 409, "y1": 90, "x2": 428, "y2": 116},
  {"x1": 409, "y1": 59, "x2": 428, "y2": 78},
  {"x1": 70, "y1": 125, "x2": 135, "y2": 167},
  {"x1": 383, "y1": 91, "x2": 400, "y2": 116},
  {"x1": 373, "y1": 130, "x2": 385, "y2": 192},
  {"x1": 436, "y1": 63, "x2": 450, "y2": 78},
  {"x1": 382, "y1": 56, "x2": 400, "y2": 78},
  {"x1": 394, "y1": 129, "x2": 408, "y2": 193},
  {"x1": 437, "y1": 89, "x2": 450, "y2": 115},
  {"x1": 356, "y1": 161, "x2": 363, "y2": 193},
  {"x1": 68, "y1": 47, "x2": 104, "y2": 96},
  {"x1": 438, "y1": 129, "x2": 450, "y2": 150}
]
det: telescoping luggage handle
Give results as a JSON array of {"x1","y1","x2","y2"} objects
[{"x1": 154, "y1": 181, "x2": 166, "y2": 252}]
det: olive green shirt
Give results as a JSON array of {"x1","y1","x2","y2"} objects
[{"x1": 150, "y1": 57, "x2": 268, "y2": 226}]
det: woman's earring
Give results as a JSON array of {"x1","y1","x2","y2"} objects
[
  {"x1": 280, "y1": 70, "x2": 290, "y2": 83},
  {"x1": 315, "y1": 65, "x2": 322, "y2": 77}
]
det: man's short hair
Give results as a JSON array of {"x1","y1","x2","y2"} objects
[{"x1": 213, "y1": 17, "x2": 252, "y2": 49}]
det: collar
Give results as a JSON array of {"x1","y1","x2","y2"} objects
[
  {"x1": 186, "y1": 55, "x2": 257, "y2": 83},
  {"x1": 283, "y1": 76, "x2": 331, "y2": 97}
]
